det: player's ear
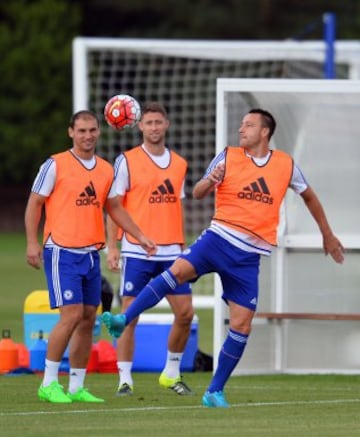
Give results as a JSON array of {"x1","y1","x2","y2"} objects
[
  {"x1": 261, "y1": 126, "x2": 270, "y2": 139},
  {"x1": 68, "y1": 127, "x2": 74, "y2": 138}
]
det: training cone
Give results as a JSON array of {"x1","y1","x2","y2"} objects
[
  {"x1": 16, "y1": 343, "x2": 30, "y2": 368},
  {"x1": 0, "y1": 329, "x2": 19, "y2": 374},
  {"x1": 86, "y1": 343, "x2": 99, "y2": 373},
  {"x1": 97, "y1": 340, "x2": 117, "y2": 373}
]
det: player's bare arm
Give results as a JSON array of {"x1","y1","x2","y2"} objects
[
  {"x1": 24, "y1": 192, "x2": 46, "y2": 269},
  {"x1": 106, "y1": 197, "x2": 157, "y2": 256},
  {"x1": 106, "y1": 214, "x2": 121, "y2": 272},
  {"x1": 300, "y1": 186, "x2": 344, "y2": 264},
  {"x1": 193, "y1": 163, "x2": 225, "y2": 199}
]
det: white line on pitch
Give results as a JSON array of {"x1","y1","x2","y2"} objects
[{"x1": 1, "y1": 398, "x2": 360, "y2": 417}]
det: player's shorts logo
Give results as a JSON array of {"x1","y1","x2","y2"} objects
[
  {"x1": 63, "y1": 289, "x2": 74, "y2": 301},
  {"x1": 125, "y1": 281, "x2": 134, "y2": 292}
]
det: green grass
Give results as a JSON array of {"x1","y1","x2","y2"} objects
[
  {"x1": 0, "y1": 373, "x2": 360, "y2": 436},
  {"x1": 0, "y1": 233, "x2": 48, "y2": 343},
  {"x1": 2, "y1": 233, "x2": 360, "y2": 436}
]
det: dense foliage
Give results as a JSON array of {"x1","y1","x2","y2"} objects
[
  {"x1": 78, "y1": 0, "x2": 360, "y2": 40},
  {"x1": 1, "y1": 0, "x2": 359, "y2": 185},
  {"x1": 0, "y1": 0, "x2": 80, "y2": 185}
]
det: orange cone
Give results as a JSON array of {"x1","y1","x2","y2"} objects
[
  {"x1": 16, "y1": 343, "x2": 30, "y2": 368},
  {"x1": 0, "y1": 329, "x2": 19, "y2": 373},
  {"x1": 86, "y1": 343, "x2": 99, "y2": 373},
  {"x1": 96, "y1": 340, "x2": 118, "y2": 373}
]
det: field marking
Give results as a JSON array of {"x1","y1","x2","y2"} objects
[{"x1": 1, "y1": 398, "x2": 360, "y2": 417}]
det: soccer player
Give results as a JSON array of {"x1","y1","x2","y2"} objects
[
  {"x1": 102, "y1": 108, "x2": 344, "y2": 407},
  {"x1": 25, "y1": 110, "x2": 156, "y2": 404},
  {"x1": 106, "y1": 102, "x2": 194, "y2": 396}
]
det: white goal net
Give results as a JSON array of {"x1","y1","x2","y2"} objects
[
  {"x1": 215, "y1": 78, "x2": 360, "y2": 374},
  {"x1": 72, "y1": 38, "x2": 360, "y2": 298}
]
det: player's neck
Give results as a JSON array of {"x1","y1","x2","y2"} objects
[
  {"x1": 143, "y1": 142, "x2": 166, "y2": 156},
  {"x1": 70, "y1": 147, "x2": 95, "y2": 161},
  {"x1": 244, "y1": 144, "x2": 270, "y2": 158}
]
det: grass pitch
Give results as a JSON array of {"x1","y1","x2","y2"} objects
[
  {"x1": 0, "y1": 373, "x2": 360, "y2": 437},
  {"x1": 1, "y1": 233, "x2": 360, "y2": 436}
]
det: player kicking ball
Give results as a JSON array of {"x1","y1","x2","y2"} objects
[{"x1": 102, "y1": 109, "x2": 344, "y2": 407}]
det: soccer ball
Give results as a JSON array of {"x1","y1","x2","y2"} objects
[{"x1": 104, "y1": 94, "x2": 141, "y2": 130}]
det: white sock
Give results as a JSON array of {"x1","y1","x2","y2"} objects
[
  {"x1": 68, "y1": 368, "x2": 86, "y2": 394},
  {"x1": 163, "y1": 352, "x2": 183, "y2": 379},
  {"x1": 117, "y1": 361, "x2": 133, "y2": 386},
  {"x1": 42, "y1": 359, "x2": 60, "y2": 386}
]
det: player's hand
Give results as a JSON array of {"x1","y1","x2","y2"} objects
[
  {"x1": 138, "y1": 236, "x2": 157, "y2": 257},
  {"x1": 106, "y1": 247, "x2": 121, "y2": 272},
  {"x1": 323, "y1": 234, "x2": 345, "y2": 264},
  {"x1": 26, "y1": 242, "x2": 43, "y2": 269},
  {"x1": 207, "y1": 163, "x2": 225, "y2": 186}
]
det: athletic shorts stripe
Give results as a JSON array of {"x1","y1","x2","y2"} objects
[{"x1": 51, "y1": 246, "x2": 63, "y2": 307}]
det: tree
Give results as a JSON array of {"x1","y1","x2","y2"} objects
[
  {"x1": 1, "y1": 0, "x2": 360, "y2": 186},
  {"x1": 0, "y1": 0, "x2": 81, "y2": 185},
  {"x1": 76, "y1": 0, "x2": 360, "y2": 40}
]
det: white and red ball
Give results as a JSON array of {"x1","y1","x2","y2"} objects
[{"x1": 104, "y1": 94, "x2": 141, "y2": 130}]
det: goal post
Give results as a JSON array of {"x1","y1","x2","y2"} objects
[
  {"x1": 73, "y1": 37, "x2": 360, "y2": 373},
  {"x1": 73, "y1": 38, "x2": 360, "y2": 111},
  {"x1": 215, "y1": 78, "x2": 360, "y2": 374},
  {"x1": 72, "y1": 37, "x2": 360, "y2": 253}
]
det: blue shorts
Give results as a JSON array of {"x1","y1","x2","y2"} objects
[
  {"x1": 179, "y1": 229, "x2": 260, "y2": 311},
  {"x1": 43, "y1": 247, "x2": 101, "y2": 309},
  {"x1": 121, "y1": 257, "x2": 191, "y2": 297}
]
